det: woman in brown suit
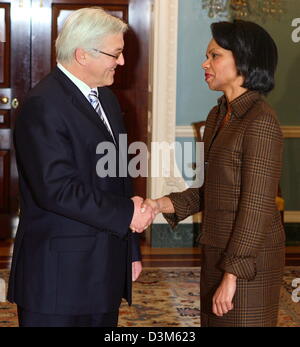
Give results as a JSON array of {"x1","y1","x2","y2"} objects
[{"x1": 144, "y1": 20, "x2": 285, "y2": 326}]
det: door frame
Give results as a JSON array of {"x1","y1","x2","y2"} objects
[{"x1": 148, "y1": 0, "x2": 190, "y2": 224}]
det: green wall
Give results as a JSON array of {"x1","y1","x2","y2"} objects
[
  {"x1": 243, "y1": 1, "x2": 300, "y2": 125},
  {"x1": 176, "y1": 0, "x2": 222, "y2": 125},
  {"x1": 282, "y1": 139, "x2": 300, "y2": 210}
]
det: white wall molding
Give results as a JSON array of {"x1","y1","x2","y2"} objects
[
  {"x1": 175, "y1": 125, "x2": 196, "y2": 138},
  {"x1": 149, "y1": 0, "x2": 193, "y2": 224},
  {"x1": 153, "y1": 210, "x2": 300, "y2": 225},
  {"x1": 281, "y1": 126, "x2": 300, "y2": 138},
  {"x1": 284, "y1": 211, "x2": 300, "y2": 223},
  {"x1": 176, "y1": 125, "x2": 300, "y2": 138}
]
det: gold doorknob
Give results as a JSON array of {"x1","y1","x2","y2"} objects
[
  {"x1": 11, "y1": 98, "x2": 19, "y2": 109},
  {"x1": 0, "y1": 96, "x2": 9, "y2": 104}
]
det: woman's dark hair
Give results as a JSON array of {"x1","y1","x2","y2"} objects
[{"x1": 211, "y1": 20, "x2": 278, "y2": 94}]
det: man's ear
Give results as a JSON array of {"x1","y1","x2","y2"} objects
[{"x1": 74, "y1": 48, "x2": 88, "y2": 66}]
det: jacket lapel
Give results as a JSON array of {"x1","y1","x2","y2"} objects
[
  {"x1": 71, "y1": 94, "x2": 115, "y2": 144},
  {"x1": 52, "y1": 67, "x2": 116, "y2": 145},
  {"x1": 205, "y1": 95, "x2": 229, "y2": 156},
  {"x1": 98, "y1": 88, "x2": 122, "y2": 148},
  {"x1": 205, "y1": 112, "x2": 224, "y2": 157},
  {"x1": 204, "y1": 91, "x2": 262, "y2": 158}
]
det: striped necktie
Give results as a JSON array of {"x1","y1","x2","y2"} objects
[{"x1": 88, "y1": 89, "x2": 116, "y2": 142}]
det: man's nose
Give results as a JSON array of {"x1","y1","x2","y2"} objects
[{"x1": 117, "y1": 52, "x2": 125, "y2": 66}]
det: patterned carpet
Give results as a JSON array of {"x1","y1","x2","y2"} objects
[
  {"x1": 0, "y1": 267, "x2": 299, "y2": 327},
  {"x1": 278, "y1": 267, "x2": 300, "y2": 326},
  {"x1": 119, "y1": 267, "x2": 200, "y2": 327}
]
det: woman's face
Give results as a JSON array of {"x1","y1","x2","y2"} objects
[{"x1": 202, "y1": 39, "x2": 244, "y2": 94}]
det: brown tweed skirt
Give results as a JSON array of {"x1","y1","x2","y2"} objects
[{"x1": 200, "y1": 244, "x2": 285, "y2": 327}]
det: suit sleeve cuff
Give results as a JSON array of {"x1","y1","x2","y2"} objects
[
  {"x1": 131, "y1": 233, "x2": 141, "y2": 262},
  {"x1": 162, "y1": 192, "x2": 186, "y2": 229},
  {"x1": 163, "y1": 188, "x2": 203, "y2": 229},
  {"x1": 219, "y1": 253, "x2": 257, "y2": 281}
]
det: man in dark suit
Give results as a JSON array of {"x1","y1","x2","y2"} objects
[{"x1": 7, "y1": 7, "x2": 153, "y2": 327}]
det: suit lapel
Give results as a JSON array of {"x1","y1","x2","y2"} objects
[
  {"x1": 204, "y1": 95, "x2": 229, "y2": 157},
  {"x1": 52, "y1": 67, "x2": 116, "y2": 145},
  {"x1": 98, "y1": 88, "x2": 121, "y2": 148},
  {"x1": 205, "y1": 113, "x2": 223, "y2": 158},
  {"x1": 71, "y1": 94, "x2": 115, "y2": 144}
]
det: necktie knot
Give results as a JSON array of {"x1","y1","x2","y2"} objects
[
  {"x1": 88, "y1": 89, "x2": 100, "y2": 110},
  {"x1": 88, "y1": 89, "x2": 102, "y2": 116},
  {"x1": 88, "y1": 89, "x2": 98, "y2": 98}
]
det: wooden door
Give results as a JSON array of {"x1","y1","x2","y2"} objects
[
  {"x1": 0, "y1": 0, "x2": 31, "y2": 239},
  {"x1": 31, "y1": 0, "x2": 151, "y2": 197}
]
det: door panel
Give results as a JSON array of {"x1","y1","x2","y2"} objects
[
  {"x1": 0, "y1": 150, "x2": 9, "y2": 212},
  {"x1": 0, "y1": 0, "x2": 35, "y2": 238},
  {"x1": 0, "y1": 3, "x2": 11, "y2": 225},
  {"x1": 0, "y1": 110, "x2": 10, "y2": 127},
  {"x1": 0, "y1": 3, "x2": 10, "y2": 86}
]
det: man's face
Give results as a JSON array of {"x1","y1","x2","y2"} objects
[{"x1": 85, "y1": 33, "x2": 125, "y2": 87}]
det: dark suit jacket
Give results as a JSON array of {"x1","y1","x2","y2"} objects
[
  {"x1": 7, "y1": 67, "x2": 140, "y2": 315},
  {"x1": 164, "y1": 91, "x2": 285, "y2": 281}
]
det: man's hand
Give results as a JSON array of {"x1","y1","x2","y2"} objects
[
  {"x1": 132, "y1": 261, "x2": 142, "y2": 281},
  {"x1": 130, "y1": 196, "x2": 154, "y2": 233}
]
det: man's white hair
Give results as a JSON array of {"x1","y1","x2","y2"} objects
[{"x1": 56, "y1": 7, "x2": 128, "y2": 64}]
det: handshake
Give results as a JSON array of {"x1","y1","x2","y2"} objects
[{"x1": 129, "y1": 196, "x2": 160, "y2": 233}]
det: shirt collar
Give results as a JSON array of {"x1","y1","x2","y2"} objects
[
  {"x1": 217, "y1": 90, "x2": 262, "y2": 118},
  {"x1": 57, "y1": 63, "x2": 92, "y2": 100}
]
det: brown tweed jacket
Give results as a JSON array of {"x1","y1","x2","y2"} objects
[{"x1": 164, "y1": 91, "x2": 285, "y2": 280}]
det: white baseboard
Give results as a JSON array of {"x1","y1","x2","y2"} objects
[{"x1": 176, "y1": 125, "x2": 300, "y2": 139}]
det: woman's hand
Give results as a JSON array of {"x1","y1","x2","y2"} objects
[
  {"x1": 142, "y1": 199, "x2": 160, "y2": 217},
  {"x1": 142, "y1": 197, "x2": 175, "y2": 215},
  {"x1": 212, "y1": 272, "x2": 237, "y2": 317}
]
